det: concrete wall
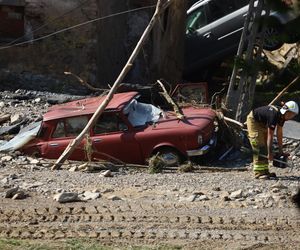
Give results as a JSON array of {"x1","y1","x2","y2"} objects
[{"x1": 0, "y1": 0, "x2": 98, "y2": 91}]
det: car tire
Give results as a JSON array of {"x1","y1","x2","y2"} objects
[
  {"x1": 149, "y1": 147, "x2": 183, "y2": 170},
  {"x1": 263, "y1": 20, "x2": 284, "y2": 51}
]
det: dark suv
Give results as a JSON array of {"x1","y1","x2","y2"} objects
[{"x1": 184, "y1": 0, "x2": 300, "y2": 75}]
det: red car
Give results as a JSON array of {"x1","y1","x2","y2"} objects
[{"x1": 22, "y1": 89, "x2": 217, "y2": 166}]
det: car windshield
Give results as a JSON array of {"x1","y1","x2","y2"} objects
[{"x1": 123, "y1": 99, "x2": 162, "y2": 127}]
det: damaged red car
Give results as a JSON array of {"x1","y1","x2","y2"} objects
[{"x1": 21, "y1": 90, "x2": 217, "y2": 166}]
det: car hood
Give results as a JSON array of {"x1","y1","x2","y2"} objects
[{"x1": 150, "y1": 107, "x2": 215, "y2": 130}]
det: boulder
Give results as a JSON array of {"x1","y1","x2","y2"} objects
[
  {"x1": 53, "y1": 192, "x2": 79, "y2": 203},
  {"x1": 229, "y1": 190, "x2": 243, "y2": 199}
]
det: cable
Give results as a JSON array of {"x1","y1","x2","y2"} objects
[
  {"x1": 0, "y1": 5, "x2": 156, "y2": 51},
  {"x1": 6, "y1": 0, "x2": 93, "y2": 46}
]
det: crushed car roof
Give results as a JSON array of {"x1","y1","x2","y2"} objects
[{"x1": 44, "y1": 92, "x2": 139, "y2": 121}]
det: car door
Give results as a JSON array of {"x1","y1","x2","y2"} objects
[
  {"x1": 45, "y1": 116, "x2": 88, "y2": 160},
  {"x1": 206, "y1": 0, "x2": 249, "y2": 57},
  {"x1": 91, "y1": 112, "x2": 143, "y2": 164},
  {"x1": 185, "y1": 2, "x2": 216, "y2": 71}
]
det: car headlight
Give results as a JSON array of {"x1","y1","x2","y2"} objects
[{"x1": 197, "y1": 134, "x2": 203, "y2": 145}]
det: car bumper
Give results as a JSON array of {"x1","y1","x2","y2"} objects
[{"x1": 186, "y1": 134, "x2": 217, "y2": 157}]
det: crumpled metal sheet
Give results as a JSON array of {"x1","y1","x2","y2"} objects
[{"x1": 0, "y1": 122, "x2": 41, "y2": 152}]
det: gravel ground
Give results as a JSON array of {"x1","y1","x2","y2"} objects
[{"x1": 0, "y1": 89, "x2": 300, "y2": 249}]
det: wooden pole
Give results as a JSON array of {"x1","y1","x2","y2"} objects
[
  {"x1": 269, "y1": 76, "x2": 299, "y2": 106},
  {"x1": 52, "y1": 0, "x2": 173, "y2": 170}
]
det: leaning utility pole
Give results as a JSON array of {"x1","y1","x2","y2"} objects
[
  {"x1": 225, "y1": 0, "x2": 270, "y2": 122},
  {"x1": 52, "y1": 0, "x2": 174, "y2": 170}
]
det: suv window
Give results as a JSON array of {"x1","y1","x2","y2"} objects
[
  {"x1": 52, "y1": 116, "x2": 89, "y2": 138},
  {"x1": 186, "y1": 5, "x2": 207, "y2": 31},
  {"x1": 93, "y1": 113, "x2": 127, "y2": 135},
  {"x1": 207, "y1": 0, "x2": 237, "y2": 23}
]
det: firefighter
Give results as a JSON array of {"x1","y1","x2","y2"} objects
[{"x1": 246, "y1": 101, "x2": 299, "y2": 179}]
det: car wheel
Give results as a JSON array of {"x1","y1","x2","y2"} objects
[
  {"x1": 150, "y1": 148, "x2": 183, "y2": 171},
  {"x1": 263, "y1": 22, "x2": 283, "y2": 51},
  {"x1": 158, "y1": 148, "x2": 182, "y2": 167}
]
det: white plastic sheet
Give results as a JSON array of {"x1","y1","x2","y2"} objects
[
  {"x1": 123, "y1": 99, "x2": 162, "y2": 127},
  {"x1": 0, "y1": 122, "x2": 41, "y2": 152}
]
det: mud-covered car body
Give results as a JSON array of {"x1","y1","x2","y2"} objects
[{"x1": 22, "y1": 90, "x2": 216, "y2": 164}]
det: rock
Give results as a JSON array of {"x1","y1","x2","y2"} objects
[
  {"x1": 186, "y1": 194, "x2": 198, "y2": 202},
  {"x1": 4, "y1": 186, "x2": 19, "y2": 198},
  {"x1": 0, "y1": 113, "x2": 10, "y2": 123},
  {"x1": 229, "y1": 190, "x2": 243, "y2": 199},
  {"x1": 198, "y1": 195, "x2": 209, "y2": 201},
  {"x1": 80, "y1": 191, "x2": 101, "y2": 201},
  {"x1": 247, "y1": 188, "x2": 261, "y2": 196},
  {"x1": 12, "y1": 191, "x2": 26, "y2": 200},
  {"x1": 34, "y1": 97, "x2": 41, "y2": 103},
  {"x1": 99, "y1": 170, "x2": 113, "y2": 178},
  {"x1": 21, "y1": 181, "x2": 43, "y2": 190},
  {"x1": 0, "y1": 177, "x2": 9, "y2": 184},
  {"x1": 0, "y1": 102, "x2": 5, "y2": 108},
  {"x1": 53, "y1": 192, "x2": 79, "y2": 203},
  {"x1": 69, "y1": 166, "x2": 78, "y2": 172},
  {"x1": 272, "y1": 188, "x2": 280, "y2": 193},
  {"x1": 212, "y1": 187, "x2": 221, "y2": 191},
  {"x1": 271, "y1": 183, "x2": 288, "y2": 190},
  {"x1": 1, "y1": 155, "x2": 13, "y2": 162},
  {"x1": 108, "y1": 195, "x2": 122, "y2": 201},
  {"x1": 10, "y1": 113, "x2": 23, "y2": 124},
  {"x1": 27, "y1": 157, "x2": 40, "y2": 164}
]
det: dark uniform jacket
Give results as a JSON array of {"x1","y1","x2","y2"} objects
[{"x1": 253, "y1": 105, "x2": 284, "y2": 130}]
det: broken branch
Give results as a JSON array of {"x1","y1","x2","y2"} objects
[
  {"x1": 269, "y1": 76, "x2": 299, "y2": 106},
  {"x1": 157, "y1": 80, "x2": 185, "y2": 120},
  {"x1": 64, "y1": 71, "x2": 108, "y2": 92}
]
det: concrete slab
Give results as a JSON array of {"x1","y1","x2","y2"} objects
[{"x1": 283, "y1": 120, "x2": 300, "y2": 140}]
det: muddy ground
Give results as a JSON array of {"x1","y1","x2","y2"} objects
[{"x1": 0, "y1": 90, "x2": 299, "y2": 249}]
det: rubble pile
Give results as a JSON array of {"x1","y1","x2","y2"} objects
[{"x1": 0, "y1": 89, "x2": 299, "y2": 209}]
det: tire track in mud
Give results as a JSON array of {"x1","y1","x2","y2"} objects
[{"x1": 0, "y1": 202, "x2": 299, "y2": 244}]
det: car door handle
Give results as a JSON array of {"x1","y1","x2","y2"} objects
[
  {"x1": 49, "y1": 143, "x2": 59, "y2": 147},
  {"x1": 93, "y1": 138, "x2": 102, "y2": 143},
  {"x1": 203, "y1": 32, "x2": 212, "y2": 38}
]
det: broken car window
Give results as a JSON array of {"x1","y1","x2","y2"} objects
[
  {"x1": 52, "y1": 116, "x2": 89, "y2": 138},
  {"x1": 123, "y1": 99, "x2": 162, "y2": 127},
  {"x1": 93, "y1": 113, "x2": 127, "y2": 135}
]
